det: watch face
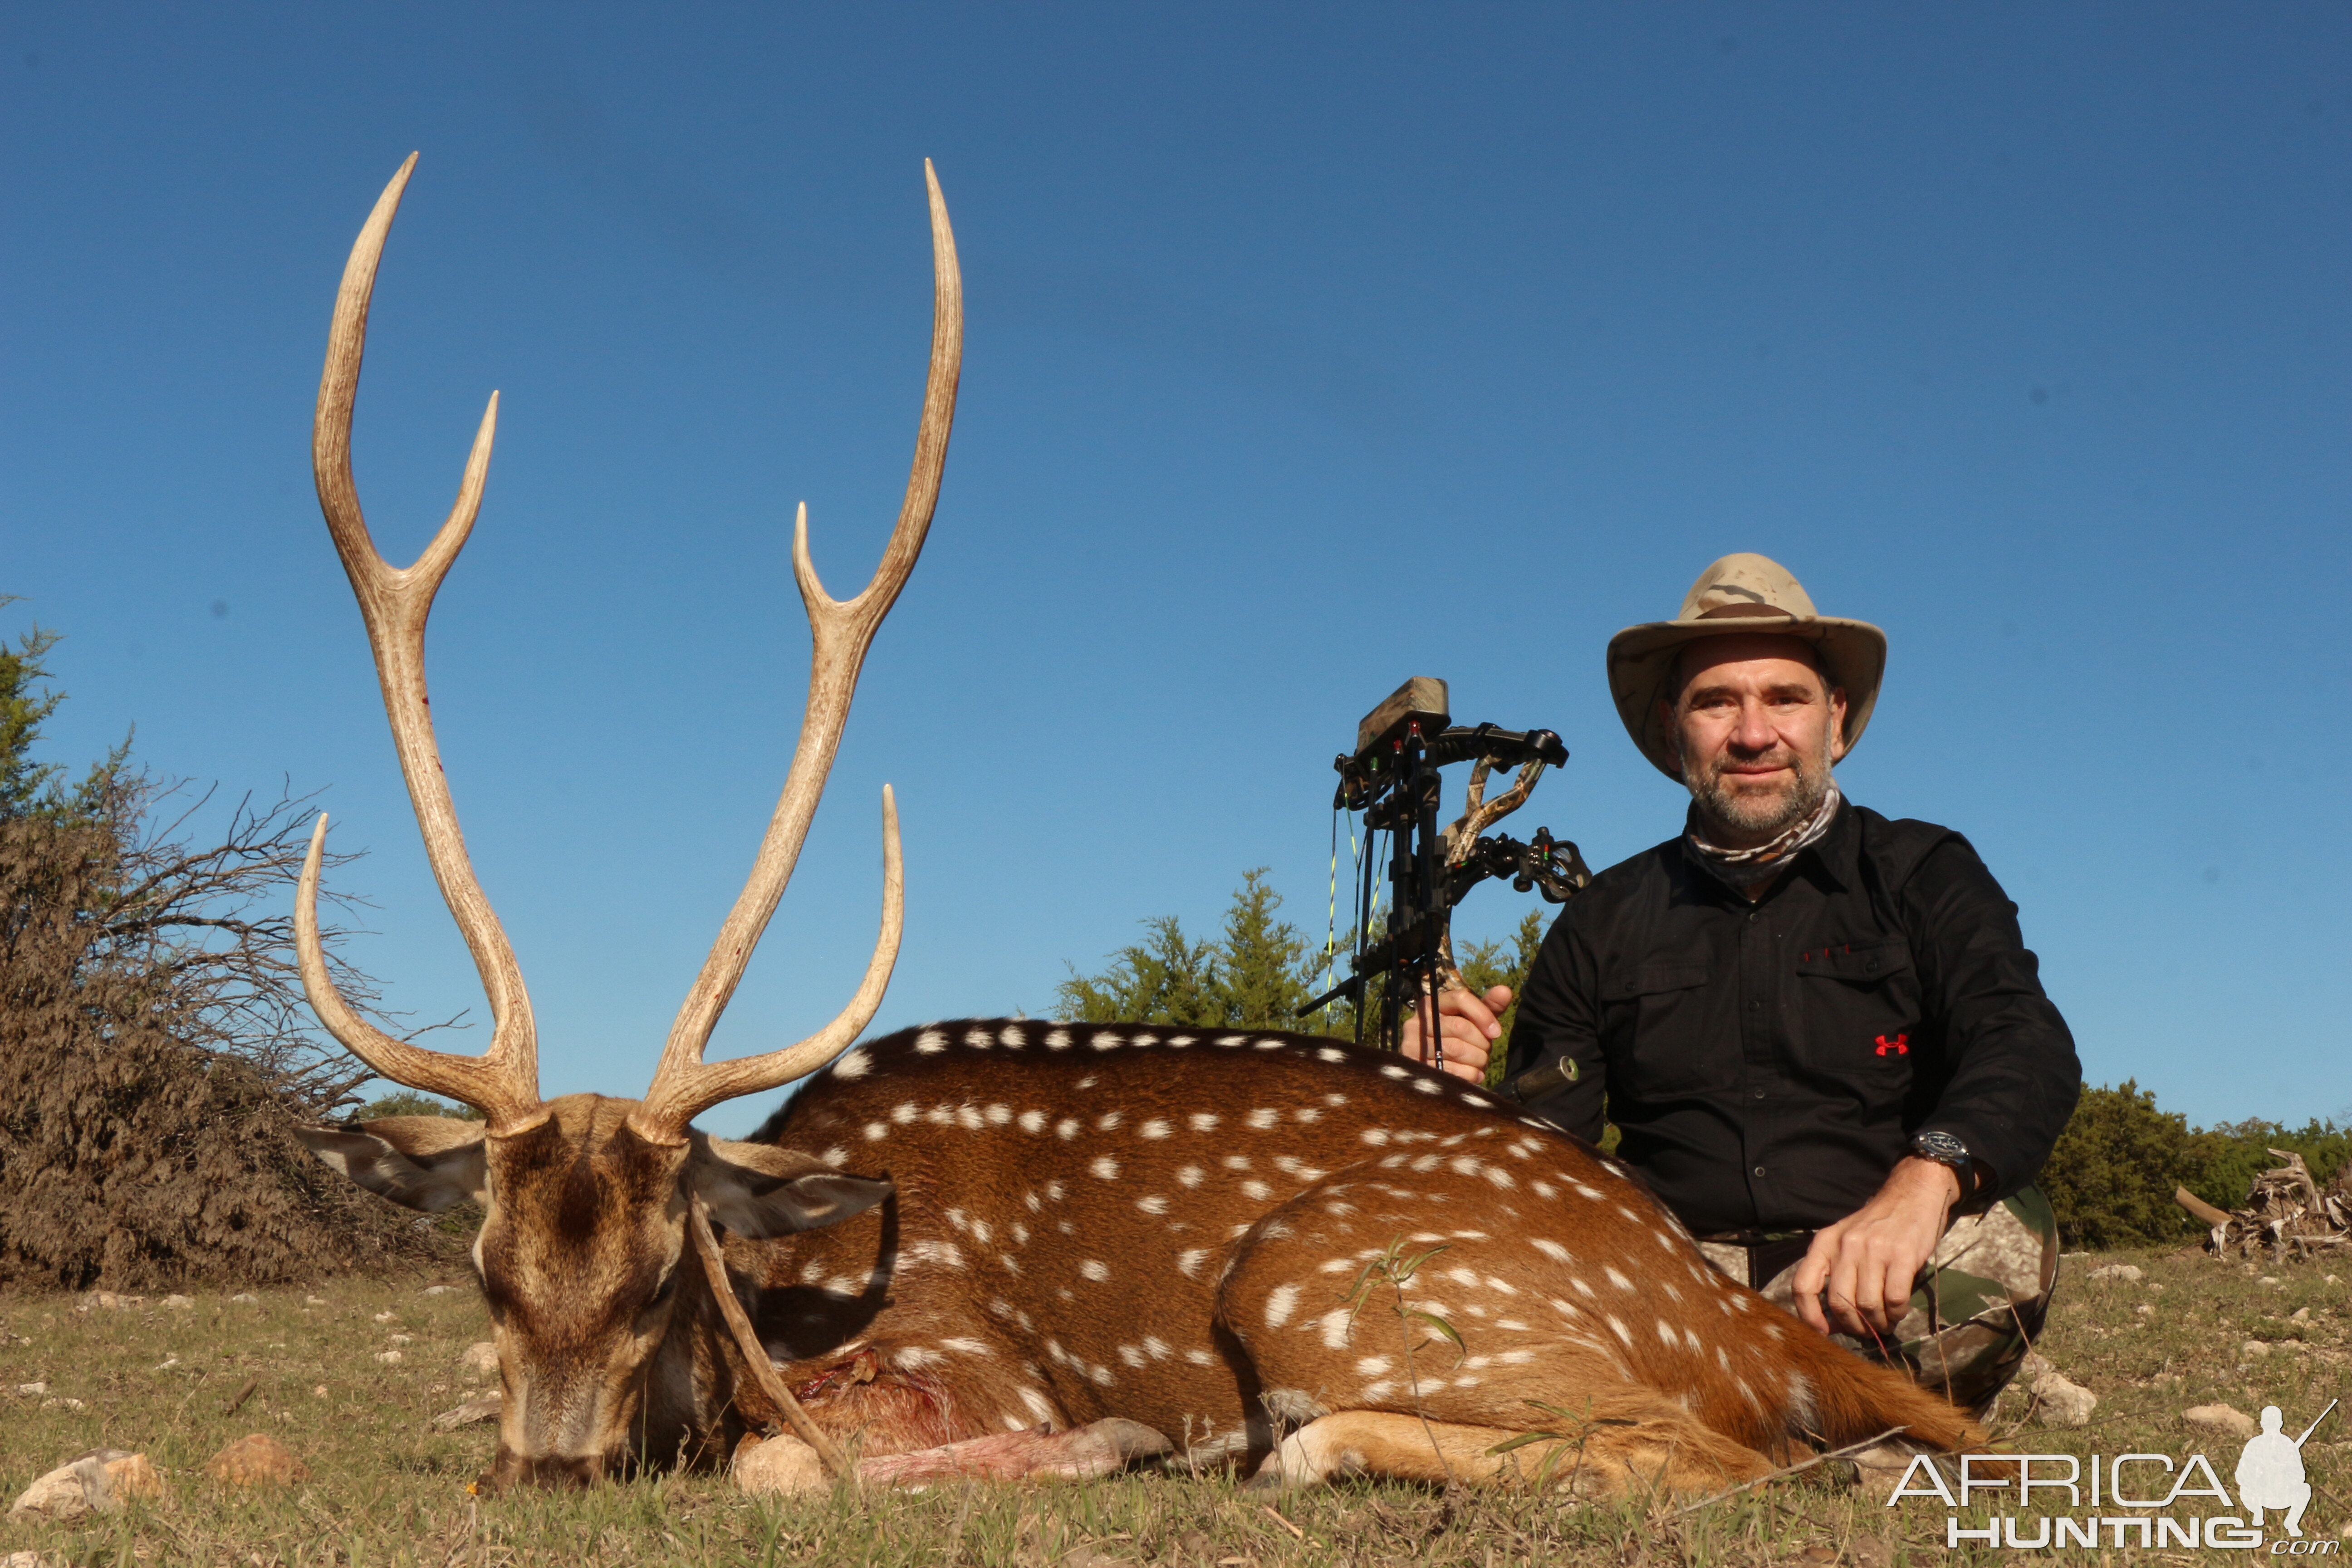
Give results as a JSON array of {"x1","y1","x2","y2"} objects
[{"x1": 1914, "y1": 1130, "x2": 1969, "y2": 1164}]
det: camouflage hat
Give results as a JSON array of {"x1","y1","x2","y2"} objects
[{"x1": 1607, "y1": 553, "x2": 1886, "y2": 780}]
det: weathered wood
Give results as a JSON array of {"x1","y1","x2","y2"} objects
[{"x1": 2174, "y1": 1186, "x2": 2232, "y2": 1229}]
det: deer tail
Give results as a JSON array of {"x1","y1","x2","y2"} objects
[{"x1": 1779, "y1": 1325, "x2": 1986, "y2": 1455}]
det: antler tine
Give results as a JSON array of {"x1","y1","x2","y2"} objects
[
  {"x1": 302, "y1": 154, "x2": 544, "y2": 1133},
  {"x1": 632, "y1": 162, "x2": 960, "y2": 1142}
]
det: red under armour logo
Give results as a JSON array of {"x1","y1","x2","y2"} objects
[{"x1": 1874, "y1": 1033, "x2": 1910, "y2": 1057}]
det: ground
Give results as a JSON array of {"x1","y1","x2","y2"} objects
[{"x1": 0, "y1": 1248, "x2": 2346, "y2": 1566}]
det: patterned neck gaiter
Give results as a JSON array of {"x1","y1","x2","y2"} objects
[{"x1": 1686, "y1": 778, "x2": 1842, "y2": 892}]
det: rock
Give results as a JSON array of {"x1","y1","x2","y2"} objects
[
  {"x1": 387, "y1": 1333, "x2": 414, "y2": 1345},
  {"x1": 734, "y1": 1432, "x2": 830, "y2": 1496},
  {"x1": 311, "y1": 1384, "x2": 328, "y2": 1399},
  {"x1": 2134, "y1": 1303, "x2": 2155, "y2": 1316},
  {"x1": 430, "y1": 1392, "x2": 502, "y2": 1431},
  {"x1": 2030, "y1": 1370, "x2": 2098, "y2": 1428},
  {"x1": 304, "y1": 1294, "x2": 327, "y2": 1305},
  {"x1": 372, "y1": 1310, "x2": 397, "y2": 1323},
  {"x1": 2292, "y1": 1306, "x2": 2312, "y2": 1322},
  {"x1": 205, "y1": 1433, "x2": 310, "y2": 1487},
  {"x1": 7, "y1": 1450, "x2": 164, "y2": 1521},
  {"x1": 461, "y1": 1341, "x2": 499, "y2": 1378},
  {"x1": 374, "y1": 1349, "x2": 404, "y2": 1364},
  {"x1": 2185, "y1": 1403, "x2": 2257, "y2": 1440},
  {"x1": 15, "y1": 1381, "x2": 47, "y2": 1396},
  {"x1": 421, "y1": 1284, "x2": 458, "y2": 1296},
  {"x1": 159, "y1": 1295, "x2": 193, "y2": 1311},
  {"x1": 228, "y1": 1293, "x2": 260, "y2": 1305},
  {"x1": 5, "y1": 1552, "x2": 53, "y2": 1567},
  {"x1": 39, "y1": 1398, "x2": 87, "y2": 1411},
  {"x1": 2087, "y1": 1264, "x2": 2143, "y2": 1283},
  {"x1": 2259, "y1": 1275, "x2": 2281, "y2": 1286},
  {"x1": 2242, "y1": 1340, "x2": 2271, "y2": 1359}
]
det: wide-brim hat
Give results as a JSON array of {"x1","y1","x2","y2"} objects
[{"x1": 1607, "y1": 553, "x2": 1886, "y2": 781}]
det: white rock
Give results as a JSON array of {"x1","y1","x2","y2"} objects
[
  {"x1": 734, "y1": 1434, "x2": 828, "y2": 1496},
  {"x1": 2186, "y1": 1403, "x2": 2257, "y2": 1439},
  {"x1": 228, "y1": 1292, "x2": 261, "y2": 1305},
  {"x1": 6, "y1": 1551, "x2": 54, "y2": 1567},
  {"x1": 372, "y1": 1310, "x2": 397, "y2": 1323},
  {"x1": 39, "y1": 1398, "x2": 87, "y2": 1411},
  {"x1": 2291, "y1": 1306, "x2": 2312, "y2": 1322},
  {"x1": 460, "y1": 1341, "x2": 499, "y2": 1378},
  {"x1": 2242, "y1": 1339, "x2": 2272, "y2": 1359},
  {"x1": 6, "y1": 1450, "x2": 161, "y2": 1521},
  {"x1": 2087, "y1": 1263, "x2": 2143, "y2": 1283},
  {"x1": 2259, "y1": 1275, "x2": 2281, "y2": 1286},
  {"x1": 15, "y1": 1382, "x2": 48, "y2": 1396},
  {"x1": 2031, "y1": 1371, "x2": 2098, "y2": 1428},
  {"x1": 374, "y1": 1349, "x2": 404, "y2": 1365},
  {"x1": 387, "y1": 1333, "x2": 414, "y2": 1345},
  {"x1": 304, "y1": 1295, "x2": 327, "y2": 1306},
  {"x1": 421, "y1": 1284, "x2": 458, "y2": 1296}
]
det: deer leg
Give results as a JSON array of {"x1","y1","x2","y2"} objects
[
  {"x1": 735, "y1": 1419, "x2": 1171, "y2": 1495},
  {"x1": 1249, "y1": 1409, "x2": 1774, "y2": 1498}
]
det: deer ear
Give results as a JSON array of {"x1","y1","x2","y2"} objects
[
  {"x1": 297, "y1": 1117, "x2": 489, "y2": 1213},
  {"x1": 692, "y1": 1137, "x2": 892, "y2": 1239}
]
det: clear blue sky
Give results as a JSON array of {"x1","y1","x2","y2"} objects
[{"x1": 5, "y1": 4, "x2": 2345, "y2": 1136}]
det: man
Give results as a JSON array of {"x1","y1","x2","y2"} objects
[{"x1": 1405, "y1": 552, "x2": 2078, "y2": 1414}]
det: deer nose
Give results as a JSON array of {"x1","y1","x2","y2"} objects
[{"x1": 478, "y1": 1448, "x2": 605, "y2": 1491}]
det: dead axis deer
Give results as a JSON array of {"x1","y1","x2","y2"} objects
[{"x1": 292, "y1": 156, "x2": 1985, "y2": 1498}]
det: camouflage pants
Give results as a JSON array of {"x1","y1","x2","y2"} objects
[{"x1": 1696, "y1": 1186, "x2": 2060, "y2": 1417}]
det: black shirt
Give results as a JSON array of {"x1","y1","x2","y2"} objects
[{"x1": 1505, "y1": 800, "x2": 2080, "y2": 1235}]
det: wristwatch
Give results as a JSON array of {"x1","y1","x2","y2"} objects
[{"x1": 1910, "y1": 1129, "x2": 1974, "y2": 1189}]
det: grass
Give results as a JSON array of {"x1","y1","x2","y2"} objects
[{"x1": 1, "y1": 1247, "x2": 2347, "y2": 1566}]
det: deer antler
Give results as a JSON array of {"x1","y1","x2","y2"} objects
[
  {"x1": 630, "y1": 162, "x2": 962, "y2": 1143},
  {"x1": 294, "y1": 153, "x2": 544, "y2": 1133}
]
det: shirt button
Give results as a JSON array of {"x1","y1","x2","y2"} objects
[
  {"x1": 1752, "y1": 1088, "x2": 1766, "y2": 1099},
  {"x1": 1754, "y1": 1166, "x2": 1768, "y2": 1178}
]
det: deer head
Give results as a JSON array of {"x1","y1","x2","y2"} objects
[{"x1": 289, "y1": 154, "x2": 959, "y2": 1488}]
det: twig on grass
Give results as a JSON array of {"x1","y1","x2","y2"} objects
[
  {"x1": 1671, "y1": 1427, "x2": 1906, "y2": 1516},
  {"x1": 224, "y1": 1374, "x2": 260, "y2": 1416}
]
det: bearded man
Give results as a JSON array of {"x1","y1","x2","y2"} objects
[{"x1": 1405, "y1": 553, "x2": 2078, "y2": 1413}]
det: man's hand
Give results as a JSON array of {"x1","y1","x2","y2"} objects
[
  {"x1": 1788, "y1": 1156, "x2": 1960, "y2": 1339},
  {"x1": 1396, "y1": 985, "x2": 1509, "y2": 1083}
]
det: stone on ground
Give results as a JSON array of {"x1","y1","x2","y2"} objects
[
  {"x1": 2185, "y1": 1404, "x2": 2256, "y2": 1440},
  {"x1": 461, "y1": 1341, "x2": 499, "y2": 1377},
  {"x1": 205, "y1": 1433, "x2": 311, "y2": 1487},
  {"x1": 734, "y1": 1433, "x2": 829, "y2": 1496},
  {"x1": 2086, "y1": 1263, "x2": 2143, "y2": 1283},
  {"x1": 8, "y1": 1450, "x2": 165, "y2": 1521},
  {"x1": 431, "y1": 1392, "x2": 502, "y2": 1430}
]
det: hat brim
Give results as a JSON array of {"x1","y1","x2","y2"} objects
[{"x1": 1606, "y1": 615, "x2": 1886, "y2": 780}]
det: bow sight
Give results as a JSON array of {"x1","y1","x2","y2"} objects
[{"x1": 1303, "y1": 677, "x2": 1592, "y2": 1061}]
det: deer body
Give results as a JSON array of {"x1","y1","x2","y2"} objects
[{"x1": 735, "y1": 1019, "x2": 1980, "y2": 1491}]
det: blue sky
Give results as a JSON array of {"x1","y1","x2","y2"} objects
[{"x1": 4, "y1": 4, "x2": 2345, "y2": 1135}]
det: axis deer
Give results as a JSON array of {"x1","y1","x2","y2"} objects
[{"x1": 292, "y1": 157, "x2": 1985, "y2": 1497}]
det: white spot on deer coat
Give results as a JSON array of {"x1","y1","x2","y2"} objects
[
  {"x1": 1045, "y1": 1029, "x2": 1071, "y2": 1049},
  {"x1": 1319, "y1": 1309, "x2": 1352, "y2": 1348},
  {"x1": 1264, "y1": 1284, "x2": 1299, "y2": 1327},
  {"x1": 831, "y1": 1048, "x2": 872, "y2": 1078},
  {"x1": 892, "y1": 1101, "x2": 918, "y2": 1124},
  {"x1": 1240, "y1": 1180, "x2": 1271, "y2": 1200},
  {"x1": 1176, "y1": 1248, "x2": 1208, "y2": 1278},
  {"x1": 1055, "y1": 1117, "x2": 1081, "y2": 1140},
  {"x1": 1020, "y1": 1387, "x2": 1056, "y2": 1424},
  {"x1": 1532, "y1": 1239, "x2": 1573, "y2": 1264},
  {"x1": 895, "y1": 1346, "x2": 944, "y2": 1369},
  {"x1": 1089, "y1": 1156, "x2": 1121, "y2": 1181},
  {"x1": 1605, "y1": 1266, "x2": 1634, "y2": 1293},
  {"x1": 1411, "y1": 1078, "x2": 1442, "y2": 1094},
  {"x1": 1245, "y1": 1107, "x2": 1279, "y2": 1130},
  {"x1": 1380, "y1": 1063, "x2": 1410, "y2": 1079},
  {"x1": 1189, "y1": 1112, "x2": 1220, "y2": 1132},
  {"x1": 1316, "y1": 1047, "x2": 1346, "y2": 1063},
  {"x1": 1176, "y1": 1165, "x2": 1204, "y2": 1187},
  {"x1": 1139, "y1": 1119, "x2": 1171, "y2": 1139},
  {"x1": 863, "y1": 1122, "x2": 889, "y2": 1141},
  {"x1": 819, "y1": 1147, "x2": 848, "y2": 1167},
  {"x1": 1096, "y1": 1111, "x2": 1123, "y2": 1131},
  {"x1": 1185, "y1": 1348, "x2": 1215, "y2": 1366},
  {"x1": 1137, "y1": 1194, "x2": 1169, "y2": 1215},
  {"x1": 916, "y1": 1030, "x2": 948, "y2": 1054},
  {"x1": 1092, "y1": 1032, "x2": 1124, "y2": 1051},
  {"x1": 1361, "y1": 1129, "x2": 1391, "y2": 1146},
  {"x1": 1606, "y1": 1315, "x2": 1632, "y2": 1346}
]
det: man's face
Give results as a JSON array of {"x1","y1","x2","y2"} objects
[{"x1": 1661, "y1": 634, "x2": 1848, "y2": 845}]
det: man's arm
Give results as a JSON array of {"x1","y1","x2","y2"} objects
[{"x1": 1791, "y1": 832, "x2": 2078, "y2": 1337}]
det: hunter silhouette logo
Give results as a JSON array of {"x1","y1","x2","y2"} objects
[
  {"x1": 2239, "y1": 1400, "x2": 2335, "y2": 1538},
  {"x1": 1874, "y1": 1032, "x2": 1909, "y2": 1057}
]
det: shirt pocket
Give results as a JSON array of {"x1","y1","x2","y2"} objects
[
  {"x1": 1791, "y1": 939, "x2": 1922, "y2": 1081},
  {"x1": 1598, "y1": 960, "x2": 1716, "y2": 1094}
]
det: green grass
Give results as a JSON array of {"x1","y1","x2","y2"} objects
[{"x1": 2, "y1": 1248, "x2": 2347, "y2": 1565}]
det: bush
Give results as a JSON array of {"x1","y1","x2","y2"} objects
[{"x1": 2040, "y1": 1080, "x2": 2349, "y2": 1250}]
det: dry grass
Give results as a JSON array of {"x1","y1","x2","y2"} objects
[{"x1": 1, "y1": 1247, "x2": 2347, "y2": 1566}]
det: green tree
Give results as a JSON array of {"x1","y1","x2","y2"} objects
[
  {"x1": 361, "y1": 1089, "x2": 485, "y2": 1122},
  {"x1": 2039, "y1": 1080, "x2": 2203, "y2": 1248},
  {"x1": 1060, "y1": 869, "x2": 1340, "y2": 1032}
]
